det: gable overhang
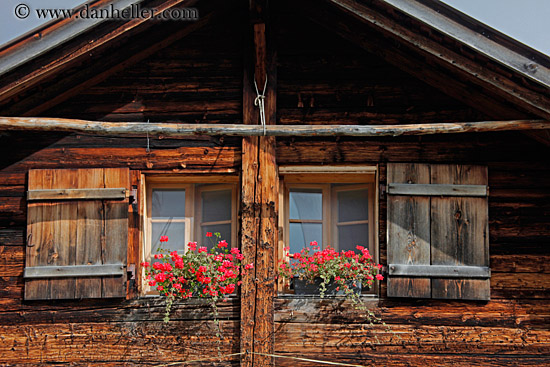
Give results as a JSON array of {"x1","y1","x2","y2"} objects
[
  {"x1": 0, "y1": 0, "x2": 204, "y2": 109},
  {"x1": 0, "y1": 0, "x2": 147, "y2": 76},
  {"x1": 299, "y1": 0, "x2": 550, "y2": 121}
]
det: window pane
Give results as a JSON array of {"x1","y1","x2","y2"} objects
[
  {"x1": 338, "y1": 189, "x2": 369, "y2": 222},
  {"x1": 202, "y1": 189, "x2": 232, "y2": 222},
  {"x1": 152, "y1": 222, "x2": 186, "y2": 252},
  {"x1": 201, "y1": 223, "x2": 232, "y2": 250},
  {"x1": 289, "y1": 189, "x2": 322, "y2": 220},
  {"x1": 289, "y1": 222, "x2": 322, "y2": 255},
  {"x1": 152, "y1": 189, "x2": 185, "y2": 218},
  {"x1": 338, "y1": 223, "x2": 368, "y2": 253}
]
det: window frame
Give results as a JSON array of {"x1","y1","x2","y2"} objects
[
  {"x1": 194, "y1": 183, "x2": 239, "y2": 249},
  {"x1": 277, "y1": 166, "x2": 379, "y2": 295},
  {"x1": 145, "y1": 182, "x2": 194, "y2": 260},
  {"x1": 141, "y1": 175, "x2": 239, "y2": 295}
]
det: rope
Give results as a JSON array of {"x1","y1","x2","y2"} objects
[
  {"x1": 254, "y1": 76, "x2": 268, "y2": 136},
  {"x1": 252, "y1": 352, "x2": 369, "y2": 367},
  {"x1": 154, "y1": 352, "x2": 243, "y2": 366},
  {"x1": 146, "y1": 119, "x2": 150, "y2": 152},
  {"x1": 153, "y1": 351, "x2": 370, "y2": 366}
]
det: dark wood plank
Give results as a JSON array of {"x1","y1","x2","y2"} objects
[
  {"x1": 48, "y1": 169, "x2": 78, "y2": 299},
  {"x1": 102, "y1": 168, "x2": 129, "y2": 298},
  {"x1": 430, "y1": 165, "x2": 490, "y2": 300},
  {"x1": 25, "y1": 170, "x2": 53, "y2": 300},
  {"x1": 27, "y1": 187, "x2": 126, "y2": 201},
  {"x1": 387, "y1": 163, "x2": 431, "y2": 298},
  {"x1": 76, "y1": 169, "x2": 105, "y2": 299}
]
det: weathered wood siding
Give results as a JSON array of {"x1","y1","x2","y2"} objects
[
  {"x1": 42, "y1": 15, "x2": 243, "y2": 124},
  {"x1": 274, "y1": 133, "x2": 550, "y2": 366},
  {"x1": 0, "y1": 133, "x2": 242, "y2": 366},
  {"x1": 277, "y1": 14, "x2": 490, "y2": 126}
]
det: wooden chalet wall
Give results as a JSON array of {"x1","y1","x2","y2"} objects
[
  {"x1": 0, "y1": 13, "x2": 244, "y2": 367},
  {"x1": 0, "y1": 4, "x2": 549, "y2": 367}
]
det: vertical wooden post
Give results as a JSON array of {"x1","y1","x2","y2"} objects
[{"x1": 241, "y1": 1, "x2": 277, "y2": 365}]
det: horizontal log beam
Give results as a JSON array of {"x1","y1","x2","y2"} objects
[{"x1": 0, "y1": 117, "x2": 549, "y2": 137}]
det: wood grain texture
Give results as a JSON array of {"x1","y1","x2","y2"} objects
[
  {"x1": 430, "y1": 165, "x2": 489, "y2": 300},
  {"x1": 103, "y1": 168, "x2": 129, "y2": 298},
  {"x1": 25, "y1": 168, "x2": 129, "y2": 300},
  {"x1": 240, "y1": 7, "x2": 277, "y2": 363},
  {"x1": 1, "y1": 117, "x2": 549, "y2": 137},
  {"x1": 0, "y1": 3, "x2": 547, "y2": 365},
  {"x1": 76, "y1": 169, "x2": 104, "y2": 298},
  {"x1": 387, "y1": 163, "x2": 431, "y2": 298}
]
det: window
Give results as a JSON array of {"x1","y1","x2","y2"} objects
[
  {"x1": 143, "y1": 178, "x2": 238, "y2": 272},
  {"x1": 285, "y1": 184, "x2": 374, "y2": 254},
  {"x1": 279, "y1": 166, "x2": 378, "y2": 291}
]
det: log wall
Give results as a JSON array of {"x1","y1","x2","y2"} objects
[
  {"x1": 0, "y1": 133, "x2": 242, "y2": 366},
  {"x1": 273, "y1": 133, "x2": 550, "y2": 366},
  {"x1": 0, "y1": 7, "x2": 549, "y2": 367}
]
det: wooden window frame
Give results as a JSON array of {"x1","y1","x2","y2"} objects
[
  {"x1": 144, "y1": 182, "x2": 194, "y2": 260},
  {"x1": 330, "y1": 183, "x2": 375, "y2": 253},
  {"x1": 278, "y1": 166, "x2": 379, "y2": 294},
  {"x1": 194, "y1": 183, "x2": 239, "y2": 249},
  {"x1": 141, "y1": 176, "x2": 239, "y2": 295}
]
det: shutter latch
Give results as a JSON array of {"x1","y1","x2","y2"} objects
[
  {"x1": 129, "y1": 189, "x2": 137, "y2": 204},
  {"x1": 127, "y1": 264, "x2": 136, "y2": 280},
  {"x1": 379, "y1": 183, "x2": 386, "y2": 199}
]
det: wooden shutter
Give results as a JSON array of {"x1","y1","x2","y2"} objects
[
  {"x1": 24, "y1": 168, "x2": 130, "y2": 300},
  {"x1": 387, "y1": 164, "x2": 490, "y2": 301}
]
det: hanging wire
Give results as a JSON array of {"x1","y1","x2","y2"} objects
[
  {"x1": 146, "y1": 119, "x2": 150, "y2": 152},
  {"x1": 254, "y1": 75, "x2": 268, "y2": 136},
  {"x1": 154, "y1": 351, "x2": 369, "y2": 366}
]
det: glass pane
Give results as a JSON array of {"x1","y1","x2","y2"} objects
[
  {"x1": 289, "y1": 222, "x2": 322, "y2": 255},
  {"x1": 152, "y1": 222, "x2": 186, "y2": 252},
  {"x1": 289, "y1": 189, "x2": 322, "y2": 220},
  {"x1": 338, "y1": 223, "x2": 368, "y2": 253},
  {"x1": 201, "y1": 223, "x2": 232, "y2": 250},
  {"x1": 152, "y1": 189, "x2": 185, "y2": 218},
  {"x1": 202, "y1": 189, "x2": 232, "y2": 222},
  {"x1": 338, "y1": 188, "x2": 369, "y2": 223}
]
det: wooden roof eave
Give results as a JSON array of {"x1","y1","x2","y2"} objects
[
  {"x1": 382, "y1": 0, "x2": 550, "y2": 89},
  {"x1": 0, "y1": 0, "x2": 198, "y2": 106},
  {"x1": 0, "y1": 0, "x2": 144, "y2": 76},
  {"x1": 317, "y1": 0, "x2": 550, "y2": 120}
]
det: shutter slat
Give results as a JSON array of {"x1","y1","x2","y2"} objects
[
  {"x1": 430, "y1": 165, "x2": 490, "y2": 300},
  {"x1": 27, "y1": 188, "x2": 127, "y2": 201},
  {"x1": 388, "y1": 264, "x2": 490, "y2": 278},
  {"x1": 387, "y1": 163, "x2": 431, "y2": 298},
  {"x1": 387, "y1": 183, "x2": 487, "y2": 197},
  {"x1": 102, "y1": 168, "x2": 129, "y2": 298},
  {"x1": 24, "y1": 264, "x2": 125, "y2": 278},
  {"x1": 49, "y1": 169, "x2": 79, "y2": 299},
  {"x1": 25, "y1": 170, "x2": 52, "y2": 300},
  {"x1": 76, "y1": 169, "x2": 105, "y2": 299}
]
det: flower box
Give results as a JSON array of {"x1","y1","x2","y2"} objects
[{"x1": 293, "y1": 277, "x2": 361, "y2": 296}]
